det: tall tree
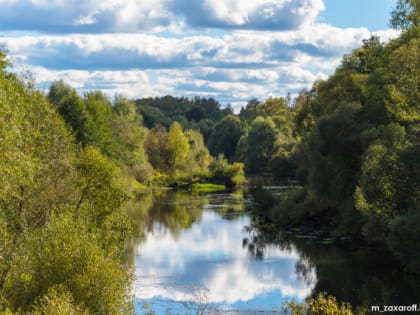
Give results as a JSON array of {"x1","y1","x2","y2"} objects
[
  {"x1": 144, "y1": 125, "x2": 171, "y2": 172},
  {"x1": 112, "y1": 95, "x2": 153, "y2": 183},
  {"x1": 168, "y1": 121, "x2": 190, "y2": 167},
  {"x1": 390, "y1": 0, "x2": 419, "y2": 29},
  {"x1": 207, "y1": 115, "x2": 242, "y2": 161},
  {"x1": 48, "y1": 81, "x2": 91, "y2": 145},
  {"x1": 246, "y1": 116, "x2": 277, "y2": 173}
]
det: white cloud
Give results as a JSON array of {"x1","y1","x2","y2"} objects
[
  {"x1": 2, "y1": 26, "x2": 398, "y2": 69},
  {"x1": 28, "y1": 66, "x2": 175, "y2": 98},
  {"x1": 0, "y1": 0, "x2": 173, "y2": 33},
  {"x1": 73, "y1": 14, "x2": 97, "y2": 26},
  {"x1": 1, "y1": 23, "x2": 399, "y2": 104},
  {"x1": 172, "y1": 0, "x2": 325, "y2": 30},
  {"x1": 0, "y1": 0, "x2": 326, "y2": 33}
]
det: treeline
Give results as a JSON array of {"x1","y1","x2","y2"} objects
[
  {"x1": 135, "y1": 95, "x2": 300, "y2": 178},
  {"x1": 0, "y1": 52, "x2": 132, "y2": 313},
  {"x1": 252, "y1": 0, "x2": 419, "y2": 273},
  {"x1": 47, "y1": 82, "x2": 245, "y2": 189}
]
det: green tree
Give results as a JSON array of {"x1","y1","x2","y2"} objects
[
  {"x1": 112, "y1": 95, "x2": 153, "y2": 184},
  {"x1": 0, "y1": 74, "x2": 78, "y2": 234},
  {"x1": 0, "y1": 47, "x2": 10, "y2": 70},
  {"x1": 1, "y1": 56, "x2": 133, "y2": 312},
  {"x1": 144, "y1": 125, "x2": 171, "y2": 172},
  {"x1": 388, "y1": 210, "x2": 420, "y2": 273},
  {"x1": 75, "y1": 146, "x2": 128, "y2": 226},
  {"x1": 207, "y1": 115, "x2": 242, "y2": 161},
  {"x1": 391, "y1": 0, "x2": 419, "y2": 29},
  {"x1": 83, "y1": 91, "x2": 117, "y2": 157},
  {"x1": 48, "y1": 81, "x2": 91, "y2": 145},
  {"x1": 208, "y1": 155, "x2": 245, "y2": 187},
  {"x1": 246, "y1": 116, "x2": 277, "y2": 173},
  {"x1": 168, "y1": 121, "x2": 190, "y2": 168},
  {"x1": 32, "y1": 286, "x2": 89, "y2": 315},
  {"x1": 3, "y1": 213, "x2": 132, "y2": 314},
  {"x1": 183, "y1": 129, "x2": 211, "y2": 180}
]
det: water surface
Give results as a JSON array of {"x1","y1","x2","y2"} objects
[
  {"x1": 127, "y1": 190, "x2": 420, "y2": 314},
  {"x1": 128, "y1": 191, "x2": 314, "y2": 314}
]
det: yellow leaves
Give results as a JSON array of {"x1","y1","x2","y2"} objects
[
  {"x1": 168, "y1": 121, "x2": 190, "y2": 166},
  {"x1": 308, "y1": 293, "x2": 353, "y2": 315},
  {"x1": 32, "y1": 286, "x2": 89, "y2": 315},
  {"x1": 19, "y1": 273, "x2": 32, "y2": 284},
  {"x1": 283, "y1": 293, "x2": 353, "y2": 315},
  {"x1": 75, "y1": 145, "x2": 128, "y2": 223},
  {"x1": 3, "y1": 213, "x2": 132, "y2": 314},
  {"x1": 354, "y1": 186, "x2": 369, "y2": 215}
]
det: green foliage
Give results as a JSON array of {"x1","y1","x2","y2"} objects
[
  {"x1": 48, "y1": 81, "x2": 92, "y2": 145},
  {"x1": 183, "y1": 129, "x2": 211, "y2": 180},
  {"x1": 112, "y1": 95, "x2": 153, "y2": 184},
  {"x1": 31, "y1": 286, "x2": 89, "y2": 315},
  {"x1": 384, "y1": 34, "x2": 419, "y2": 123},
  {"x1": 309, "y1": 103, "x2": 363, "y2": 202},
  {"x1": 207, "y1": 115, "x2": 242, "y2": 161},
  {"x1": 0, "y1": 56, "x2": 133, "y2": 314},
  {"x1": 0, "y1": 48, "x2": 10, "y2": 70},
  {"x1": 144, "y1": 125, "x2": 171, "y2": 172},
  {"x1": 75, "y1": 146, "x2": 128, "y2": 226},
  {"x1": 135, "y1": 95, "x2": 225, "y2": 129},
  {"x1": 342, "y1": 36, "x2": 383, "y2": 75},
  {"x1": 388, "y1": 211, "x2": 420, "y2": 273},
  {"x1": 209, "y1": 155, "x2": 246, "y2": 186},
  {"x1": 234, "y1": 133, "x2": 248, "y2": 162},
  {"x1": 83, "y1": 91, "x2": 117, "y2": 157},
  {"x1": 191, "y1": 183, "x2": 226, "y2": 193},
  {"x1": 246, "y1": 116, "x2": 276, "y2": 173},
  {"x1": 356, "y1": 136, "x2": 420, "y2": 244},
  {"x1": 3, "y1": 213, "x2": 132, "y2": 314},
  {"x1": 390, "y1": 0, "x2": 419, "y2": 29},
  {"x1": 168, "y1": 121, "x2": 190, "y2": 167},
  {"x1": 0, "y1": 73, "x2": 78, "y2": 233},
  {"x1": 136, "y1": 105, "x2": 170, "y2": 128},
  {"x1": 283, "y1": 293, "x2": 353, "y2": 315}
]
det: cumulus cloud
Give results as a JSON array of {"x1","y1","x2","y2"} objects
[
  {"x1": 0, "y1": 0, "x2": 173, "y2": 33},
  {"x1": 1, "y1": 26, "x2": 398, "y2": 71},
  {"x1": 28, "y1": 66, "x2": 177, "y2": 98},
  {"x1": 0, "y1": 0, "x2": 327, "y2": 33},
  {"x1": 1, "y1": 24, "x2": 398, "y2": 105},
  {"x1": 171, "y1": 0, "x2": 325, "y2": 30}
]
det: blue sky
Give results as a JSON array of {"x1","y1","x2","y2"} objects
[
  {"x1": 321, "y1": 0, "x2": 395, "y2": 30},
  {"x1": 0, "y1": 0, "x2": 399, "y2": 110}
]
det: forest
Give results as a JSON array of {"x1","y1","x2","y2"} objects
[{"x1": 0, "y1": 0, "x2": 418, "y2": 314}]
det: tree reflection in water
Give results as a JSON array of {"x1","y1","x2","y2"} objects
[{"x1": 245, "y1": 216, "x2": 420, "y2": 314}]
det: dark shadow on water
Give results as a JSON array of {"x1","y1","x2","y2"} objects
[{"x1": 245, "y1": 222, "x2": 420, "y2": 314}]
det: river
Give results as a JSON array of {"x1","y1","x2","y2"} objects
[{"x1": 126, "y1": 189, "x2": 420, "y2": 314}]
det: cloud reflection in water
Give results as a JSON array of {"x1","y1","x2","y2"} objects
[{"x1": 133, "y1": 208, "x2": 316, "y2": 311}]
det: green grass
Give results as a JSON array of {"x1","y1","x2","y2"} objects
[{"x1": 191, "y1": 183, "x2": 226, "y2": 193}]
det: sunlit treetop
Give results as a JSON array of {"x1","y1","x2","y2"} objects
[{"x1": 390, "y1": 0, "x2": 419, "y2": 29}]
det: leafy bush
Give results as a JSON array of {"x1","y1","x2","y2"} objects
[{"x1": 283, "y1": 293, "x2": 353, "y2": 315}]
